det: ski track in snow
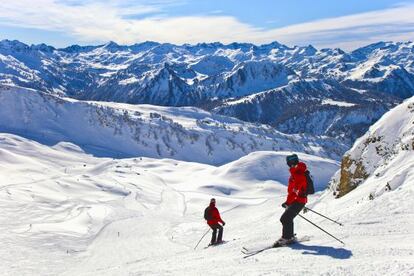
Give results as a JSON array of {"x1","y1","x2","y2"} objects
[{"x1": 0, "y1": 133, "x2": 413, "y2": 275}]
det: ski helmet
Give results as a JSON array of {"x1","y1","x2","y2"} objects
[{"x1": 286, "y1": 154, "x2": 299, "y2": 167}]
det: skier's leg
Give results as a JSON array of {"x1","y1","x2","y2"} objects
[
  {"x1": 210, "y1": 225, "x2": 218, "y2": 244},
  {"x1": 280, "y1": 209, "x2": 294, "y2": 239},
  {"x1": 280, "y1": 203, "x2": 304, "y2": 239},
  {"x1": 289, "y1": 203, "x2": 305, "y2": 237},
  {"x1": 217, "y1": 224, "x2": 223, "y2": 242}
]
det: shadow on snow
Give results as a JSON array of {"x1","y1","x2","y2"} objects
[{"x1": 290, "y1": 243, "x2": 353, "y2": 259}]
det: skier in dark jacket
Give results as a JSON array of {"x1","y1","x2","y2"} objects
[
  {"x1": 275, "y1": 154, "x2": 307, "y2": 246},
  {"x1": 205, "y1": 198, "x2": 226, "y2": 245}
]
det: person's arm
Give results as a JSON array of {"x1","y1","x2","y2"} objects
[
  {"x1": 214, "y1": 208, "x2": 225, "y2": 225},
  {"x1": 285, "y1": 176, "x2": 296, "y2": 205},
  {"x1": 295, "y1": 163, "x2": 307, "y2": 197}
]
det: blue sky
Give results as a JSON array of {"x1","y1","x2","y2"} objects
[{"x1": 0, "y1": 0, "x2": 413, "y2": 50}]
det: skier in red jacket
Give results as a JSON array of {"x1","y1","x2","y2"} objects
[
  {"x1": 205, "y1": 198, "x2": 226, "y2": 245},
  {"x1": 275, "y1": 154, "x2": 307, "y2": 246}
]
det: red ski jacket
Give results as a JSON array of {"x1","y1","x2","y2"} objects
[
  {"x1": 206, "y1": 204, "x2": 224, "y2": 226},
  {"x1": 286, "y1": 162, "x2": 308, "y2": 205}
]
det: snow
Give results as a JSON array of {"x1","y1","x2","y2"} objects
[
  {"x1": 0, "y1": 77, "x2": 413, "y2": 274},
  {"x1": 316, "y1": 96, "x2": 414, "y2": 275},
  {"x1": 0, "y1": 85, "x2": 345, "y2": 163},
  {"x1": 118, "y1": 77, "x2": 140, "y2": 85},
  {"x1": 0, "y1": 97, "x2": 413, "y2": 275},
  {"x1": 223, "y1": 93, "x2": 261, "y2": 106},
  {"x1": 1, "y1": 130, "x2": 413, "y2": 275},
  {"x1": 0, "y1": 132, "x2": 339, "y2": 275},
  {"x1": 1, "y1": 39, "x2": 413, "y2": 104},
  {"x1": 216, "y1": 61, "x2": 296, "y2": 98},
  {"x1": 322, "y1": 99, "x2": 356, "y2": 107},
  {"x1": 1, "y1": 39, "x2": 413, "y2": 150},
  {"x1": 350, "y1": 88, "x2": 367, "y2": 94},
  {"x1": 346, "y1": 96, "x2": 414, "y2": 174}
]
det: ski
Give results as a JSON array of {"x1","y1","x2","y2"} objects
[
  {"x1": 204, "y1": 241, "x2": 228, "y2": 249},
  {"x1": 241, "y1": 246, "x2": 273, "y2": 258},
  {"x1": 241, "y1": 236, "x2": 311, "y2": 258},
  {"x1": 204, "y1": 238, "x2": 238, "y2": 249}
]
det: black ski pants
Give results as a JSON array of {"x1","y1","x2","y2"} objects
[
  {"x1": 280, "y1": 202, "x2": 305, "y2": 239},
  {"x1": 209, "y1": 224, "x2": 223, "y2": 244}
]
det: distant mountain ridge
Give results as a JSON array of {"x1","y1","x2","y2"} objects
[
  {"x1": 1, "y1": 39, "x2": 413, "y2": 146},
  {"x1": 0, "y1": 85, "x2": 347, "y2": 164}
]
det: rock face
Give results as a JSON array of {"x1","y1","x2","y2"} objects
[
  {"x1": 332, "y1": 96, "x2": 414, "y2": 197},
  {"x1": 337, "y1": 155, "x2": 369, "y2": 197}
]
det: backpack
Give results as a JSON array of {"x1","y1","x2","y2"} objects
[
  {"x1": 204, "y1": 207, "x2": 212, "y2": 220},
  {"x1": 305, "y1": 170, "x2": 315, "y2": 195}
]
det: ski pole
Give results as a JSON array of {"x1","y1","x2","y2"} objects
[
  {"x1": 298, "y1": 214, "x2": 345, "y2": 245},
  {"x1": 194, "y1": 228, "x2": 211, "y2": 250},
  {"x1": 304, "y1": 207, "x2": 343, "y2": 226}
]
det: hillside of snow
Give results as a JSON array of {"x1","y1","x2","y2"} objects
[
  {"x1": 1, "y1": 127, "x2": 413, "y2": 275},
  {"x1": 0, "y1": 133, "x2": 341, "y2": 275},
  {"x1": 329, "y1": 95, "x2": 414, "y2": 197},
  {"x1": 310, "y1": 96, "x2": 414, "y2": 274},
  {"x1": 0, "y1": 85, "x2": 346, "y2": 163},
  {"x1": 1, "y1": 97, "x2": 413, "y2": 275}
]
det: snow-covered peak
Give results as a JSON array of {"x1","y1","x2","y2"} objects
[
  {"x1": 30, "y1": 43, "x2": 55, "y2": 52},
  {"x1": 1, "y1": 38, "x2": 414, "y2": 148},
  {"x1": 100, "y1": 41, "x2": 129, "y2": 52},
  {"x1": 351, "y1": 41, "x2": 391, "y2": 59},
  {"x1": 351, "y1": 41, "x2": 414, "y2": 71},
  {"x1": 59, "y1": 44, "x2": 100, "y2": 53},
  {"x1": 296, "y1": 44, "x2": 318, "y2": 56},
  {"x1": 190, "y1": 55, "x2": 234, "y2": 76},
  {"x1": 191, "y1": 42, "x2": 225, "y2": 48},
  {"x1": 214, "y1": 60, "x2": 297, "y2": 98},
  {"x1": 129, "y1": 41, "x2": 160, "y2": 52},
  {"x1": 0, "y1": 39, "x2": 29, "y2": 51},
  {"x1": 259, "y1": 41, "x2": 289, "y2": 50}
]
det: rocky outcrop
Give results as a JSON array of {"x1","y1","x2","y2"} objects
[
  {"x1": 332, "y1": 96, "x2": 414, "y2": 198},
  {"x1": 337, "y1": 155, "x2": 369, "y2": 197}
]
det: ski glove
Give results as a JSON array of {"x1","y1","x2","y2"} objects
[
  {"x1": 281, "y1": 202, "x2": 288, "y2": 208},
  {"x1": 222, "y1": 222, "x2": 226, "y2": 226}
]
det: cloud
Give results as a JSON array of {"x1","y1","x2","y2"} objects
[
  {"x1": 0, "y1": 0, "x2": 413, "y2": 49},
  {"x1": 259, "y1": 3, "x2": 414, "y2": 49}
]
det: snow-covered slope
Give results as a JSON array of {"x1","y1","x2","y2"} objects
[
  {"x1": 0, "y1": 132, "x2": 340, "y2": 275},
  {"x1": 303, "y1": 96, "x2": 414, "y2": 275},
  {"x1": 329, "y1": 95, "x2": 414, "y2": 197},
  {"x1": 2, "y1": 129, "x2": 413, "y2": 275},
  {"x1": 1, "y1": 90, "x2": 413, "y2": 276},
  {"x1": 0, "y1": 85, "x2": 346, "y2": 163}
]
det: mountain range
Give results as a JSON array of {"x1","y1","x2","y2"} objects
[{"x1": 1, "y1": 39, "x2": 413, "y2": 147}]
